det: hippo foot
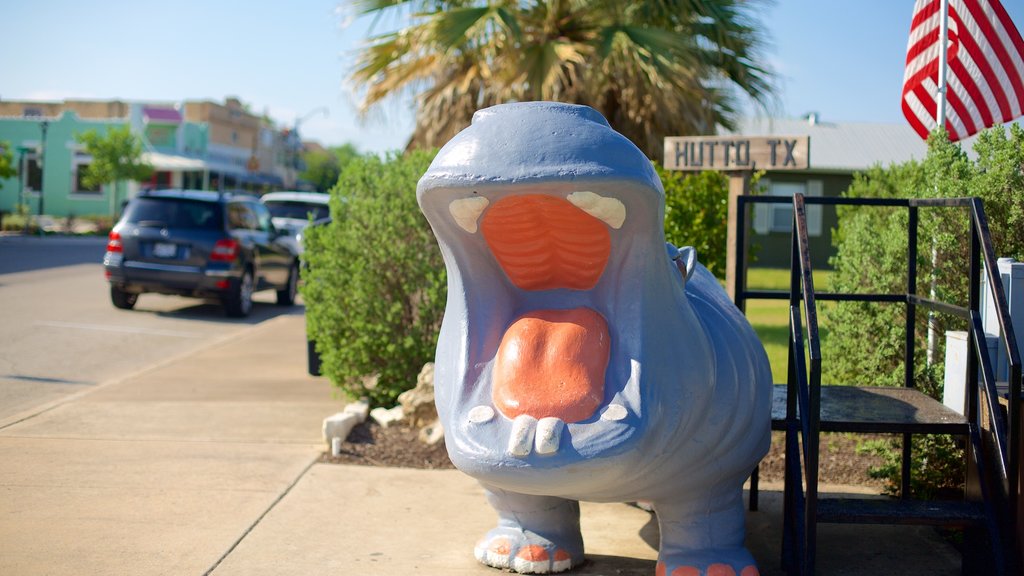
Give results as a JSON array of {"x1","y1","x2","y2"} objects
[
  {"x1": 655, "y1": 549, "x2": 759, "y2": 576},
  {"x1": 474, "y1": 527, "x2": 581, "y2": 574}
]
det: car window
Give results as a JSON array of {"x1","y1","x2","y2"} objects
[
  {"x1": 250, "y1": 202, "x2": 274, "y2": 233},
  {"x1": 228, "y1": 202, "x2": 259, "y2": 231},
  {"x1": 123, "y1": 198, "x2": 222, "y2": 230},
  {"x1": 265, "y1": 201, "x2": 329, "y2": 221}
]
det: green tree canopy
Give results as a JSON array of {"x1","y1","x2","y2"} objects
[
  {"x1": 350, "y1": 0, "x2": 775, "y2": 158},
  {"x1": 300, "y1": 144, "x2": 362, "y2": 192},
  {"x1": 0, "y1": 141, "x2": 16, "y2": 181},
  {"x1": 75, "y1": 126, "x2": 153, "y2": 215}
]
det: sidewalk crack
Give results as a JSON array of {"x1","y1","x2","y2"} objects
[{"x1": 202, "y1": 454, "x2": 319, "y2": 575}]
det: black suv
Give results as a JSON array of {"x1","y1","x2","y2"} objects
[{"x1": 103, "y1": 189, "x2": 300, "y2": 317}]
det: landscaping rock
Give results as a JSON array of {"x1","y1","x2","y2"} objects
[
  {"x1": 343, "y1": 398, "x2": 370, "y2": 423},
  {"x1": 322, "y1": 412, "x2": 361, "y2": 447},
  {"x1": 370, "y1": 405, "x2": 404, "y2": 428},
  {"x1": 418, "y1": 420, "x2": 445, "y2": 446},
  {"x1": 397, "y1": 362, "x2": 436, "y2": 427}
]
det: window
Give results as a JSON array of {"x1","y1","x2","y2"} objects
[
  {"x1": 22, "y1": 154, "x2": 42, "y2": 194},
  {"x1": 227, "y1": 203, "x2": 258, "y2": 231},
  {"x1": 72, "y1": 152, "x2": 101, "y2": 195},
  {"x1": 250, "y1": 202, "x2": 274, "y2": 233},
  {"x1": 753, "y1": 179, "x2": 823, "y2": 237},
  {"x1": 123, "y1": 198, "x2": 222, "y2": 230}
]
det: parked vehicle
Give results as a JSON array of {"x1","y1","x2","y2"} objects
[
  {"x1": 259, "y1": 191, "x2": 330, "y2": 254},
  {"x1": 103, "y1": 189, "x2": 300, "y2": 317}
]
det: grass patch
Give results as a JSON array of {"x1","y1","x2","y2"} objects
[{"x1": 744, "y1": 267, "x2": 833, "y2": 383}]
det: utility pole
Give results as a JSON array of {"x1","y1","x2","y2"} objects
[{"x1": 37, "y1": 120, "x2": 49, "y2": 236}]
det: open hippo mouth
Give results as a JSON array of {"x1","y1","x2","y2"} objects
[
  {"x1": 483, "y1": 194, "x2": 613, "y2": 428},
  {"x1": 438, "y1": 187, "x2": 665, "y2": 464}
]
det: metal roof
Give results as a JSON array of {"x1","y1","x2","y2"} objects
[{"x1": 721, "y1": 117, "x2": 931, "y2": 173}]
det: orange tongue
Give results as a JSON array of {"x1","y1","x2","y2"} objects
[{"x1": 492, "y1": 308, "x2": 609, "y2": 423}]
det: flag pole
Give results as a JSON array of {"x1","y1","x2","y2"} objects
[
  {"x1": 927, "y1": 0, "x2": 951, "y2": 367},
  {"x1": 936, "y1": 0, "x2": 950, "y2": 129}
]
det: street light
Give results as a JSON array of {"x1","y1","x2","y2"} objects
[{"x1": 290, "y1": 107, "x2": 328, "y2": 169}]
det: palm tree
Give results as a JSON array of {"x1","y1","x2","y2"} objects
[{"x1": 350, "y1": 0, "x2": 776, "y2": 159}]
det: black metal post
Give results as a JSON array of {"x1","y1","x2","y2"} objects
[
  {"x1": 903, "y1": 206, "x2": 919, "y2": 499},
  {"x1": 37, "y1": 120, "x2": 48, "y2": 236}
]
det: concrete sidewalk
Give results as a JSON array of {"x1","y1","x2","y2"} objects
[{"x1": 0, "y1": 314, "x2": 964, "y2": 575}]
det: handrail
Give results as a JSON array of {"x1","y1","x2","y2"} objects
[{"x1": 736, "y1": 193, "x2": 1020, "y2": 574}]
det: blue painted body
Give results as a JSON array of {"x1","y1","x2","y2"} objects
[{"x1": 417, "y1": 102, "x2": 772, "y2": 575}]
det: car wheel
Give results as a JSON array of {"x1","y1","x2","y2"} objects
[
  {"x1": 110, "y1": 286, "x2": 138, "y2": 310},
  {"x1": 224, "y1": 269, "x2": 254, "y2": 318},
  {"x1": 276, "y1": 261, "x2": 298, "y2": 306}
]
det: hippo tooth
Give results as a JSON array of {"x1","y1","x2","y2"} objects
[
  {"x1": 534, "y1": 417, "x2": 564, "y2": 455},
  {"x1": 449, "y1": 196, "x2": 490, "y2": 233},
  {"x1": 567, "y1": 191, "x2": 626, "y2": 229},
  {"x1": 600, "y1": 404, "x2": 628, "y2": 421},
  {"x1": 468, "y1": 405, "x2": 495, "y2": 424},
  {"x1": 507, "y1": 415, "x2": 538, "y2": 457}
]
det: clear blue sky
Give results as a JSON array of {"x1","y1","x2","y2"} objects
[{"x1": 3, "y1": 1, "x2": 1024, "y2": 154}]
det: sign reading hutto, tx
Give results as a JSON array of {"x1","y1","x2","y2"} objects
[{"x1": 663, "y1": 135, "x2": 810, "y2": 171}]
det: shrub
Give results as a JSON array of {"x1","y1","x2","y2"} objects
[
  {"x1": 300, "y1": 149, "x2": 445, "y2": 406},
  {"x1": 657, "y1": 165, "x2": 763, "y2": 279},
  {"x1": 823, "y1": 124, "x2": 1024, "y2": 497}
]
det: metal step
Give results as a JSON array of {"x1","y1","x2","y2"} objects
[
  {"x1": 817, "y1": 497, "x2": 986, "y2": 527},
  {"x1": 771, "y1": 384, "x2": 970, "y2": 434}
]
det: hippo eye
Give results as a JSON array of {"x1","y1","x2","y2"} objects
[
  {"x1": 566, "y1": 191, "x2": 626, "y2": 229},
  {"x1": 450, "y1": 196, "x2": 490, "y2": 233}
]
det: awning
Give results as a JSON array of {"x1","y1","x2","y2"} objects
[{"x1": 142, "y1": 152, "x2": 207, "y2": 171}]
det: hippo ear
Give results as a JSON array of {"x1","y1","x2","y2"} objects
[{"x1": 675, "y1": 246, "x2": 698, "y2": 282}]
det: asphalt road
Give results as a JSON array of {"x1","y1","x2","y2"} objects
[{"x1": 0, "y1": 234, "x2": 305, "y2": 425}]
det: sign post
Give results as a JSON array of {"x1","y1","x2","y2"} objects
[{"x1": 663, "y1": 135, "x2": 810, "y2": 301}]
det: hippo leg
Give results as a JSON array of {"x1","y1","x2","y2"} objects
[
  {"x1": 653, "y1": 487, "x2": 759, "y2": 576},
  {"x1": 474, "y1": 484, "x2": 585, "y2": 574}
]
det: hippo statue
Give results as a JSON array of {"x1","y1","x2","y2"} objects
[{"x1": 416, "y1": 102, "x2": 772, "y2": 576}]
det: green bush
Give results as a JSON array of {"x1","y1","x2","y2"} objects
[
  {"x1": 657, "y1": 165, "x2": 763, "y2": 279},
  {"x1": 823, "y1": 124, "x2": 1024, "y2": 497},
  {"x1": 300, "y1": 149, "x2": 445, "y2": 406}
]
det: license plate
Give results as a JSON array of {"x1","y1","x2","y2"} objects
[{"x1": 153, "y1": 242, "x2": 177, "y2": 258}]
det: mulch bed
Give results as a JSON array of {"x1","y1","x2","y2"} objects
[{"x1": 320, "y1": 422, "x2": 890, "y2": 490}]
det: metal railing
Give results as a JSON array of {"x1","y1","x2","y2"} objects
[{"x1": 735, "y1": 194, "x2": 1020, "y2": 575}]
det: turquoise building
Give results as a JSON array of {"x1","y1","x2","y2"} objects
[
  {"x1": 0, "y1": 111, "x2": 134, "y2": 220},
  {"x1": 0, "y1": 97, "x2": 296, "y2": 220}
]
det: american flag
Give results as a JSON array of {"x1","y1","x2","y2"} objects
[{"x1": 902, "y1": 0, "x2": 1024, "y2": 141}]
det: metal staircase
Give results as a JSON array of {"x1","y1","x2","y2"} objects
[{"x1": 735, "y1": 194, "x2": 1020, "y2": 575}]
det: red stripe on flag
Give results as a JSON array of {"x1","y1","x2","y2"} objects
[
  {"x1": 949, "y1": 57, "x2": 997, "y2": 126},
  {"x1": 951, "y1": 5, "x2": 1014, "y2": 119},
  {"x1": 962, "y1": 0, "x2": 1024, "y2": 107},
  {"x1": 912, "y1": 0, "x2": 942, "y2": 29},
  {"x1": 903, "y1": 98, "x2": 933, "y2": 140},
  {"x1": 991, "y1": 0, "x2": 1024, "y2": 58},
  {"x1": 945, "y1": 84, "x2": 980, "y2": 136}
]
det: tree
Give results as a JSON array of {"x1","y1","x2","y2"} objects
[
  {"x1": 300, "y1": 144, "x2": 362, "y2": 192},
  {"x1": 0, "y1": 141, "x2": 16, "y2": 181},
  {"x1": 350, "y1": 0, "x2": 775, "y2": 158},
  {"x1": 300, "y1": 149, "x2": 445, "y2": 406},
  {"x1": 75, "y1": 126, "x2": 153, "y2": 215}
]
